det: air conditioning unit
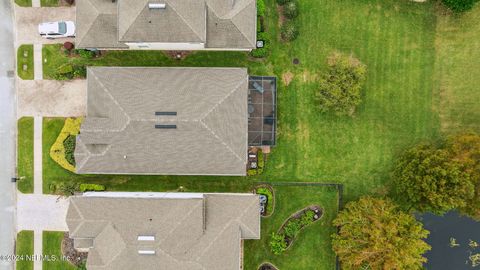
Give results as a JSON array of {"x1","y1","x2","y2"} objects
[{"x1": 149, "y1": 3, "x2": 166, "y2": 9}]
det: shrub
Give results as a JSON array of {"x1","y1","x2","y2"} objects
[
  {"x1": 57, "y1": 183, "x2": 77, "y2": 196},
  {"x1": 73, "y1": 65, "x2": 87, "y2": 78},
  {"x1": 316, "y1": 52, "x2": 366, "y2": 116},
  {"x1": 283, "y1": 0, "x2": 299, "y2": 19},
  {"x1": 74, "y1": 49, "x2": 95, "y2": 59},
  {"x1": 63, "y1": 135, "x2": 76, "y2": 166},
  {"x1": 50, "y1": 118, "x2": 82, "y2": 172},
  {"x1": 251, "y1": 32, "x2": 270, "y2": 58},
  {"x1": 257, "y1": 0, "x2": 266, "y2": 17},
  {"x1": 79, "y1": 184, "x2": 106, "y2": 192},
  {"x1": 257, "y1": 149, "x2": 265, "y2": 172},
  {"x1": 270, "y1": 232, "x2": 287, "y2": 255},
  {"x1": 281, "y1": 21, "x2": 299, "y2": 42},
  {"x1": 276, "y1": 0, "x2": 290, "y2": 5},
  {"x1": 257, "y1": 186, "x2": 274, "y2": 214},
  {"x1": 247, "y1": 169, "x2": 258, "y2": 176},
  {"x1": 301, "y1": 210, "x2": 315, "y2": 226},
  {"x1": 283, "y1": 219, "x2": 301, "y2": 238},
  {"x1": 442, "y1": 0, "x2": 478, "y2": 12}
]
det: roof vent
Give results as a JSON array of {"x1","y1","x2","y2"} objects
[
  {"x1": 155, "y1": 125, "x2": 176, "y2": 129},
  {"x1": 138, "y1": 250, "x2": 156, "y2": 255},
  {"x1": 155, "y1": 112, "x2": 177, "y2": 116},
  {"x1": 149, "y1": 3, "x2": 166, "y2": 9},
  {"x1": 138, "y1": 236, "x2": 155, "y2": 241}
]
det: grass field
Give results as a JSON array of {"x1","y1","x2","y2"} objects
[
  {"x1": 17, "y1": 45, "x2": 34, "y2": 80},
  {"x1": 17, "y1": 117, "x2": 34, "y2": 193},
  {"x1": 434, "y1": 4, "x2": 480, "y2": 133},
  {"x1": 244, "y1": 184, "x2": 339, "y2": 270},
  {"x1": 42, "y1": 232, "x2": 77, "y2": 270},
  {"x1": 16, "y1": 231, "x2": 33, "y2": 270},
  {"x1": 14, "y1": 0, "x2": 32, "y2": 7}
]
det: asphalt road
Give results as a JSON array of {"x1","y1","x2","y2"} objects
[{"x1": 0, "y1": 0, "x2": 16, "y2": 269}]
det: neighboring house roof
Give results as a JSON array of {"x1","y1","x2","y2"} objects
[
  {"x1": 76, "y1": 0, "x2": 256, "y2": 49},
  {"x1": 74, "y1": 67, "x2": 248, "y2": 175},
  {"x1": 66, "y1": 192, "x2": 261, "y2": 270}
]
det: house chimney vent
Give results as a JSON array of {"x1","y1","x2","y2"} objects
[{"x1": 149, "y1": 3, "x2": 166, "y2": 9}]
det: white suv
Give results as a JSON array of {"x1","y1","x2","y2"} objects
[{"x1": 38, "y1": 21, "x2": 75, "y2": 39}]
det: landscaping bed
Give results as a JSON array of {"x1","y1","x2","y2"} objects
[
  {"x1": 62, "y1": 233, "x2": 87, "y2": 267},
  {"x1": 258, "y1": 262, "x2": 279, "y2": 270},
  {"x1": 43, "y1": 231, "x2": 78, "y2": 270},
  {"x1": 270, "y1": 205, "x2": 323, "y2": 254},
  {"x1": 255, "y1": 184, "x2": 275, "y2": 217}
]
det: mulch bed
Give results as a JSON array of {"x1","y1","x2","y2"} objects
[
  {"x1": 279, "y1": 205, "x2": 323, "y2": 249},
  {"x1": 62, "y1": 232, "x2": 88, "y2": 267},
  {"x1": 259, "y1": 262, "x2": 279, "y2": 270}
]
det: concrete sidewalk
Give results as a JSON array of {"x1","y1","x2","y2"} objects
[
  {"x1": 33, "y1": 44, "x2": 42, "y2": 80},
  {"x1": 33, "y1": 116, "x2": 42, "y2": 194}
]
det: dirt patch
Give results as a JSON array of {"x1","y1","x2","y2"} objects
[
  {"x1": 301, "y1": 70, "x2": 319, "y2": 83},
  {"x1": 277, "y1": 6, "x2": 287, "y2": 27},
  {"x1": 164, "y1": 51, "x2": 191, "y2": 60},
  {"x1": 282, "y1": 71, "x2": 294, "y2": 86},
  {"x1": 62, "y1": 232, "x2": 88, "y2": 267}
]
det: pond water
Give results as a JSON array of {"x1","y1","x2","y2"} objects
[{"x1": 419, "y1": 211, "x2": 480, "y2": 270}]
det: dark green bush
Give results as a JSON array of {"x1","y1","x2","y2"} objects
[
  {"x1": 79, "y1": 183, "x2": 106, "y2": 192},
  {"x1": 63, "y1": 135, "x2": 76, "y2": 166},
  {"x1": 283, "y1": 219, "x2": 301, "y2": 238},
  {"x1": 251, "y1": 32, "x2": 269, "y2": 58},
  {"x1": 442, "y1": 0, "x2": 478, "y2": 12},
  {"x1": 276, "y1": 0, "x2": 290, "y2": 5},
  {"x1": 74, "y1": 49, "x2": 95, "y2": 59},
  {"x1": 257, "y1": 0, "x2": 266, "y2": 17},
  {"x1": 73, "y1": 65, "x2": 87, "y2": 78},
  {"x1": 281, "y1": 21, "x2": 299, "y2": 42},
  {"x1": 283, "y1": 0, "x2": 299, "y2": 19},
  {"x1": 270, "y1": 232, "x2": 287, "y2": 255}
]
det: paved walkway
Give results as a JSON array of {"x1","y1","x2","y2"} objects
[
  {"x1": 32, "y1": 0, "x2": 40, "y2": 8},
  {"x1": 33, "y1": 231, "x2": 42, "y2": 270},
  {"x1": 17, "y1": 79, "x2": 86, "y2": 118},
  {"x1": 33, "y1": 117, "x2": 42, "y2": 194},
  {"x1": 33, "y1": 44, "x2": 42, "y2": 80}
]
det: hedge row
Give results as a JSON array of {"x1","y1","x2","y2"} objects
[{"x1": 49, "y1": 118, "x2": 82, "y2": 172}]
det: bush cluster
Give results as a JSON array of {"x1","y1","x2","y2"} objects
[
  {"x1": 250, "y1": 0, "x2": 269, "y2": 58},
  {"x1": 277, "y1": 0, "x2": 299, "y2": 42},
  {"x1": 73, "y1": 49, "x2": 95, "y2": 59},
  {"x1": 63, "y1": 135, "x2": 76, "y2": 166},
  {"x1": 247, "y1": 149, "x2": 266, "y2": 175},
  {"x1": 269, "y1": 209, "x2": 316, "y2": 254},
  {"x1": 442, "y1": 0, "x2": 478, "y2": 12},
  {"x1": 54, "y1": 64, "x2": 87, "y2": 80},
  {"x1": 79, "y1": 184, "x2": 106, "y2": 192},
  {"x1": 50, "y1": 118, "x2": 82, "y2": 173}
]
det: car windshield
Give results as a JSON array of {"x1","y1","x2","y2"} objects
[{"x1": 58, "y1": 22, "x2": 67, "y2": 34}]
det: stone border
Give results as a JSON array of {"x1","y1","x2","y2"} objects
[
  {"x1": 277, "y1": 205, "x2": 324, "y2": 250},
  {"x1": 254, "y1": 184, "x2": 276, "y2": 217},
  {"x1": 258, "y1": 262, "x2": 280, "y2": 270}
]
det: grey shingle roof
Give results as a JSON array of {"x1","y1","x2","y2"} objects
[
  {"x1": 75, "y1": 67, "x2": 248, "y2": 175},
  {"x1": 66, "y1": 193, "x2": 260, "y2": 270},
  {"x1": 76, "y1": 0, "x2": 256, "y2": 49}
]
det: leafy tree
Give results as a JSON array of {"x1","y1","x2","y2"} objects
[
  {"x1": 332, "y1": 197, "x2": 431, "y2": 270},
  {"x1": 283, "y1": 0, "x2": 299, "y2": 19},
  {"x1": 280, "y1": 21, "x2": 298, "y2": 42},
  {"x1": 393, "y1": 144, "x2": 473, "y2": 214},
  {"x1": 446, "y1": 133, "x2": 480, "y2": 219},
  {"x1": 315, "y1": 52, "x2": 366, "y2": 116},
  {"x1": 442, "y1": 0, "x2": 478, "y2": 12}
]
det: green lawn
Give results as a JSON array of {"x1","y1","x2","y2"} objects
[
  {"x1": 17, "y1": 45, "x2": 34, "y2": 80},
  {"x1": 17, "y1": 117, "x2": 34, "y2": 193},
  {"x1": 40, "y1": 0, "x2": 58, "y2": 7},
  {"x1": 244, "y1": 184, "x2": 339, "y2": 270},
  {"x1": 434, "y1": 4, "x2": 480, "y2": 133},
  {"x1": 16, "y1": 231, "x2": 33, "y2": 270},
  {"x1": 14, "y1": 0, "x2": 32, "y2": 7},
  {"x1": 43, "y1": 232, "x2": 77, "y2": 270}
]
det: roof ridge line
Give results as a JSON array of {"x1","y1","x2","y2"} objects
[
  {"x1": 76, "y1": 0, "x2": 101, "y2": 47},
  {"x1": 166, "y1": 1, "x2": 205, "y2": 42},
  {"x1": 230, "y1": 4, "x2": 256, "y2": 46},
  {"x1": 234, "y1": 198, "x2": 259, "y2": 237},
  {"x1": 200, "y1": 120, "x2": 244, "y2": 163},
  {"x1": 73, "y1": 137, "x2": 91, "y2": 174}
]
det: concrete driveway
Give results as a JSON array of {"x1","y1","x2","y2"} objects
[
  {"x1": 14, "y1": 6, "x2": 75, "y2": 46},
  {"x1": 17, "y1": 79, "x2": 86, "y2": 118},
  {"x1": 17, "y1": 193, "x2": 69, "y2": 232}
]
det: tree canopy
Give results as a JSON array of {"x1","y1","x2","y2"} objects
[
  {"x1": 447, "y1": 133, "x2": 480, "y2": 219},
  {"x1": 442, "y1": 0, "x2": 478, "y2": 12},
  {"x1": 393, "y1": 144, "x2": 473, "y2": 214},
  {"x1": 315, "y1": 52, "x2": 366, "y2": 116},
  {"x1": 332, "y1": 197, "x2": 431, "y2": 270}
]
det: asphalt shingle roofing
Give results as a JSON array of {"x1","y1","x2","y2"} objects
[
  {"x1": 66, "y1": 193, "x2": 261, "y2": 270},
  {"x1": 76, "y1": 0, "x2": 256, "y2": 49},
  {"x1": 74, "y1": 67, "x2": 248, "y2": 175}
]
